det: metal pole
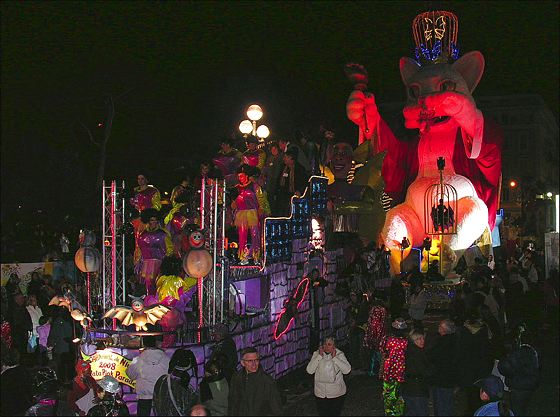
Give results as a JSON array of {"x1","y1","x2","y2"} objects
[
  {"x1": 439, "y1": 170, "x2": 444, "y2": 276},
  {"x1": 221, "y1": 179, "x2": 226, "y2": 322},
  {"x1": 213, "y1": 181, "x2": 219, "y2": 324},
  {"x1": 102, "y1": 181, "x2": 106, "y2": 316},
  {"x1": 121, "y1": 179, "x2": 126, "y2": 304},
  {"x1": 111, "y1": 181, "x2": 117, "y2": 330},
  {"x1": 200, "y1": 177, "x2": 206, "y2": 230}
]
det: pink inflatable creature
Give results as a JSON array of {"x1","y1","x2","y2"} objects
[{"x1": 346, "y1": 11, "x2": 502, "y2": 273}]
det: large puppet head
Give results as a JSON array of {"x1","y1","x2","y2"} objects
[
  {"x1": 330, "y1": 142, "x2": 354, "y2": 180},
  {"x1": 401, "y1": 11, "x2": 484, "y2": 133}
]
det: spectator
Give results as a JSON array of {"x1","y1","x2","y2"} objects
[
  {"x1": 87, "y1": 375, "x2": 130, "y2": 416},
  {"x1": 25, "y1": 367, "x2": 74, "y2": 416},
  {"x1": 427, "y1": 319, "x2": 458, "y2": 416},
  {"x1": 1, "y1": 347, "x2": 33, "y2": 416},
  {"x1": 473, "y1": 375, "x2": 514, "y2": 416},
  {"x1": 487, "y1": 255, "x2": 496, "y2": 271},
  {"x1": 408, "y1": 277, "x2": 428, "y2": 331},
  {"x1": 48, "y1": 307, "x2": 75, "y2": 384},
  {"x1": 363, "y1": 295, "x2": 388, "y2": 378},
  {"x1": 455, "y1": 315, "x2": 493, "y2": 415},
  {"x1": 36, "y1": 315, "x2": 51, "y2": 366},
  {"x1": 189, "y1": 404, "x2": 210, "y2": 416},
  {"x1": 200, "y1": 357, "x2": 230, "y2": 416},
  {"x1": 27, "y1": 271, "x2": 43, "y2": 300},
  {"x1": 127, "y1": 335, "x2": 170, "y2": 416},
  {"x1": 402, "y1": 329, "x2": 434, "y2": 416},
  {"x1": 228, "y1": 347, "x2": 282, "y2": 416},
  {"x1": 5, "y1": 273, "x2": 22, "y2": 313},
  {"x1": 153, "y1": 349, "x2": 198, "y2": 416},
  {"x1": 347, "y1": 291, "x2": 368, "y2": 369},
  {"x1": 209, "y1": 323, "x2": 238, "y2": 383},
  {"x1": 26, "y1": 294, "x2": 43, "y2": 353},
  {"x1": 380, "y1": 318, "x2": 409, "y2": 416},
  {"x1": 389, "y1": 277, "x2": 406, "y2": 319},
  {"x1": 10, "y1": 293, "x2": 33, "y2": 355},
  {"x1": 306, "y1": 336, "x2": 351, "y2": 416},
  {"x1": 497, "y1": 330, "x2": 539, "y2": 416}
]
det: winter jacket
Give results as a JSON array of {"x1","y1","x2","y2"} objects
[
  {"x1": 153, "y1": 373, "x2": 197, "y2": 416},
  {"x1": 200, "y1": 376, "x2": 229, "y2": 416},
  {"x1": 228, "y1": 367, "x2": 283, "y2": 416},
  {"x1": 210, "y1": 337, "x2": 238, "y2": 382},
  {"x1": 306, "y1": 348, "x2": 352, "y2": 398},
  {"x1": 1, "y1": 365, "x2": 33, "y2": 416},
  {"x1": 426, "y1": 333, "x2": 457, "y2": 388},
  {"x1": 455, "y1": 320, "x2": 493, "y2": 387},
  {"x1": 497, "y1": 344, "x2": 539, "y2": 391},
  {"x1": 47, "y1": 316, "x2": 73, "y2": 354},
  {"x1": 126, "y1": 348, "x2": 170, "y2": 399},
  {"x1": 401, "y1": 343, "x2": 434, "y2": 397}
]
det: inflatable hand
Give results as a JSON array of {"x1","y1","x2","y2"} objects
[{"x1": 346, "y1": 90, "x2": 379, "y2": 142}]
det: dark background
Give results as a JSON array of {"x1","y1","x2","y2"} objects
[{"x1": 1, "y1": 1, "x2": 558, "y2": 231}]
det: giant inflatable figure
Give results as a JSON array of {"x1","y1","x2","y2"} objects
[{"x1": 346, "y1": 11, "x2": 502, "y2": 274}]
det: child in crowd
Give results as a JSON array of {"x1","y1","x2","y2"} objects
[{"x1": 36, "y1": 315, "x2": 51, "y2": 366}]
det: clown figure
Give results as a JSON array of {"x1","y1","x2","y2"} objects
[{"x1": 231, "y1": 164, "x2": 270, "y2": 264}]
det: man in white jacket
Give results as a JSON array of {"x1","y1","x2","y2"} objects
[
  {"x1": 127, "y1": 336, "x2": 170, "y2": 416},
  {"x1": 306, "y1": 337, "x2": 352, "y2": 416}
]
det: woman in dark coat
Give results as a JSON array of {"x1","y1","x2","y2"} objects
[{"x1": 401, "y1": 330, "x2": 434, "y2": 416}]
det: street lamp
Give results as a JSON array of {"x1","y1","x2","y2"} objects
[{"x1": 239, "y1": 104, "x2": 270, "y2": 141}]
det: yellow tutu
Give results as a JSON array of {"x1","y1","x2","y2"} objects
[{"x1": 234, "y1": 209, "x2": 259, "y2": 228}]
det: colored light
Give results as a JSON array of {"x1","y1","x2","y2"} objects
[
  {"x1": 546, "y1": 192, "x2": 553, "y2": 198},
  {"x1": 509, "y1": 180, "x2": 517, "y2": 188},
  {"x1": 556, "y1": 194, "x2": 559, "y2": 233}
]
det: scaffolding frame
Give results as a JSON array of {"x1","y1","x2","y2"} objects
[
  {"x1": 102, "y1": 180, "x2": 127, "y2": 328},
  {"x1": 199, "y1": 178, "x2": 227, "y2": 327}
]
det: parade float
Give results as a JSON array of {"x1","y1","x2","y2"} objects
[{"x1": 0, "y1": 10, "x2": 503, "y2": 412}]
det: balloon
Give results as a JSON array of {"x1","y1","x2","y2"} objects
[
  {"x1": 183, "y1": 250, "x2": 213, "y2": 278},
  {"x1": 74, "y1": 247, "x2": 101, "y2": 273}
]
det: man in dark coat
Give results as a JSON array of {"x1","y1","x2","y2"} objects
[
  {"x1": 228, "y1": 347, "x2": 282, "y2": 416},
  {"x1": 277, "y1": 147, "x2": 308, "y2": 216},
  {"x1": 455, "y1": 316, "x2": 493, "y2": 415},
  {"x1": 10, "y1": 293, "x2": 32, "y2": 355},
  {"x1": 427, "y1": 319, "x2": 458, "y2": 416},
  {"x1": 0, "y1": 347, "x2": 33, "y2": 416},
  {"x1": 401, "y1": 330, "x2": 434, "y2": 416},
  {"x1": 497, "y1": 332, "x2": 539, "y2": 416}
]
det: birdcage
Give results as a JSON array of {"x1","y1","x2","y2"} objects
[{"x1": 423, "y1": 157, "x2": 458, "y2": 274}]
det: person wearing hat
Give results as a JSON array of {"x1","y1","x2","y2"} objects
[
  {"x1": 136, "y1": 208, "x2": 173, "y2": 294},
  {"x1": 473, "y1": 375, "x2": 514, "y2": 416},
  {"x1": 153, "y1": 349, "x2": 198, "y2": 416},
  {"x1": 209, "y1": 323, "x2": 238, "y2": 383},
  {"x1": 242, "y1": 135, "x2": 266, "y2": 171},
  {"x1": 277, "y1": 146, "x2": 308, "y2": 216},
  {"x1": 24, "y1": 367, "x2": 74, "y2": 416},
  {"x1": 231, "y1": 164, "x2": 269, "y2": 264},
  {"x1": 380, "y1": 318, "x2": 409, "y2": 416},
  {"x1": 87, "y1": 375, "x2": 129, "y2": 416}
]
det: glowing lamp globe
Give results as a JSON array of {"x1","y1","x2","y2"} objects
[
  {"x1": 256, "y1": 124, "x2": 270, "y2": 139},
  {"x1": 183, "y1": 250, "x2": 213, "y2": 278},
  {"x1": 246, "y1": 104, "x2": 263, "y2": 121},
  {"x1": 74, "y1": 246, "x2": 101, "y2": 272},
  {"x1": 239, "y1": 120, "x2": 253, "y2": 135}
]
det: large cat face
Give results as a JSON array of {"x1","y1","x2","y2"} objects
[{"x1": 400, "y1": 51, "x2": 484, "y2": 130}]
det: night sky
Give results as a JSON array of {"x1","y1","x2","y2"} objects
[{"x1": 1, "y1": 1, "x2": 558, "y2": 227}]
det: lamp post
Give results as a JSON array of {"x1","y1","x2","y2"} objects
[{"x1": 239, "y1": 104, "x2": 270, "y2": 141}]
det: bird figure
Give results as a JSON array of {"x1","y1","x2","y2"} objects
[
  {"x1": 102, "y1": 295, "x2": 170, "y2": 331},
  {"x1": 49, "y1": 289, "x2": 92, "y2": 329}
]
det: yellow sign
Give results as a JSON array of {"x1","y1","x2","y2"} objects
[{"x1": 82, "y1": 350, "x2": 136, "y2": 388}]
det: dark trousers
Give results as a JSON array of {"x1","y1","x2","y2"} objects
[
  {"x1": 432, "y1": 386, "x2": 455, "y2": 416},
  {"x1": 510, "y1": 389, "x2": 533, "y2": 416},
  {"x1": 137, "y1": 399, "x2": 152, "y2": 416},
  {"x1": 402, "y1": 395, "x2": 429, "y2": 416},
  {"x1": 316, "y1": 395, "x2": 345, "y2": 417}
]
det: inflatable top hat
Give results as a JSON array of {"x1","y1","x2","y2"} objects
[{"x1": 412, "y1": 10, "x2": 460, "y2": 65}]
